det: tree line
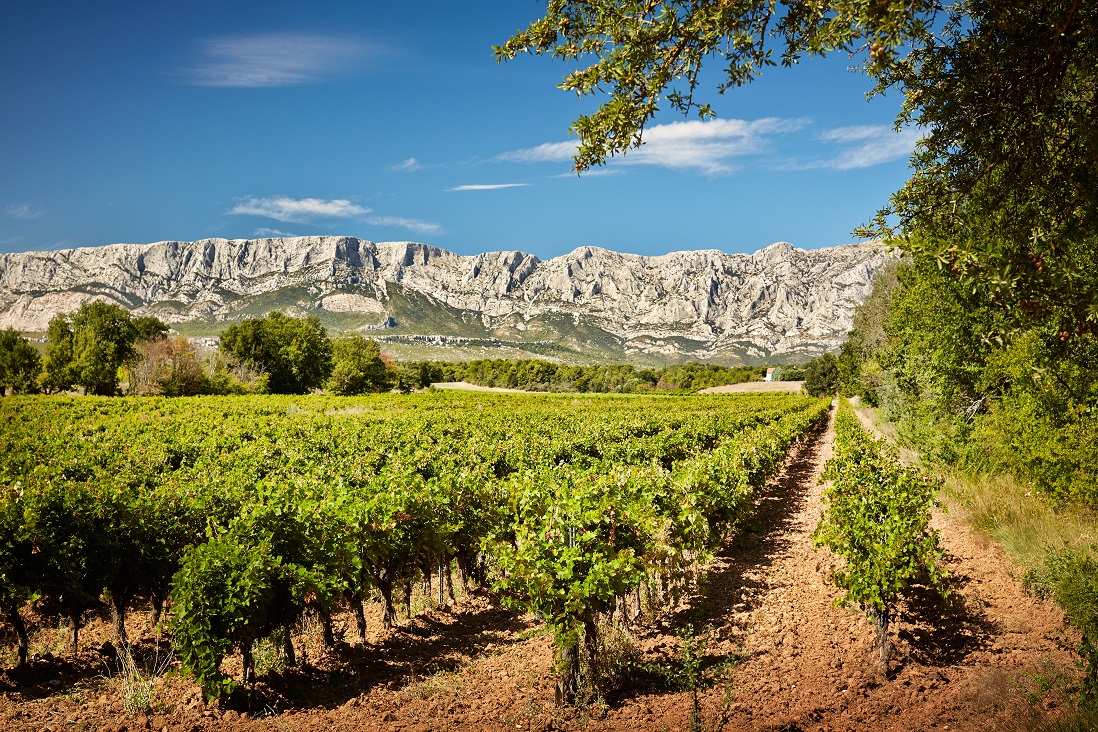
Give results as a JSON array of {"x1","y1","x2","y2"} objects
[
  {"x1": 421, "y1": 358, "x2": 799, "y2": 393},
  {"x1": 0, "y1": 305, "x2": 397, "y2": 398},
  {"x1": 0, "y1": 304, "x2": 812, "y2": 397}
]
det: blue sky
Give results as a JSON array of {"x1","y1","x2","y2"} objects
[{"x1": 0, "y1": 1, "x2": 917, "y2": 259}]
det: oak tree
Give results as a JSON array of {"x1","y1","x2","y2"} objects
[
  {"x1": 498, "y1": 1, "x2": 1098, "y2": 337},
  {"x1": 0, "y1": 328, "x2": 41, "y2": 395},
  {"x1": 42, "y1": 302, "x2": 167, "y2": 396},
  {"x1": 220, "y1": 312, "x2": 333, "y2": 395}
]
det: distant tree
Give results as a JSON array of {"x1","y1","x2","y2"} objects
[
  {"x1": 129, "y1": 337, "x2": 210, "y2": 396},
  {"x1": 0, "y1": 328, "x2": 42, "y2": 395},
  {"x1": 387, "y1": 360, "x2": 420, "y2": 394},
  {"x1": 41, "y1": 301, "x2": 166, "y2": 396},
  {"x1": 839, "y1": 260, "x2": 904, "y2": 404},
  {"x1": 132, "y1": 315, "x2": 170, "y2": 343},
  {"x1": 804, "y1": 353, "x2": 840, "y2": 397},
  {"x1": 776, "y1": 365, "x2": 807, "y2": 382},
  {"x1": 220, "y1": 312, "x2": 332, "y2": 394},
  {"x1": 326, "y1": 334, "x2": 391, "y2": 395},
  {"x1": 415, "y1": 361, "x2": 445, "y2": 389},
  {"x1": 205, "y1": 351, "x2": 268, "y2": 395},
  {"x1": 41, "y1": 314, "x2": 76, "y2": 393}
]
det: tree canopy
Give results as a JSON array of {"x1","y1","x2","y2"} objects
[
  {"x1": 325, "y1": 333, "x2": 391, "y2": 395},
  {"x1": 497, "y1": 0, "x2": 1098, "y2": 337},
  {"x1": 42, "y1": 302, "x2": 166, "y2": 396},
  {"x1": 0, "y1": 329, "x2": 41, "y2": 396},
  {"x1": 803, "y1": 352, "x2": 840, "y2": 397},
  {"x1": 220, "y1": 312, "x2": 333, "y2": 395}
]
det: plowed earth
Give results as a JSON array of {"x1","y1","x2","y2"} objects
[{"x1": 0, "y1": 409, "x2": 1077, "y2": 731}]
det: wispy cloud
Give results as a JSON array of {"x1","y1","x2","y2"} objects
[
  {"x1": 254, "y1": 227, "x2": 296, "y2": 237},
  {"x1": 550, "y1": 168, "x2": 625, "y2": 179},
  {"x1": 447, "y1": 183, "x2": 530, "y2": 191},
  {"x1": 366, "y1": 216, "x2": 442, "y2": 235},
  {"x1": 4, "y1": 203, "x2": 43, "y2": 220},
  {"x1": 498, "y1": 118, "x2": 809, "y2": 176},
  {"x1": 807, "y1": 125, "x2": 921, "y2": 170},
  {"x1": 229, "y1": 196, "x2": 370, "y2": 223},
  {"x1": 185, "y1": 33, "x2": 367, "y2": 87},
  {"x1": 495, "y1": 142, "x2": 577, "y2": 165},
  {"x1": 390, "y1": 157, "x2": 425, "y2": 173}
]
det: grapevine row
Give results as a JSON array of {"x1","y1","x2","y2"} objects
[
  {"x1": 813, "y1": 399, "x2": 947, "y2": 672},
  {"x1": 0, "y1": 391, "x2": 828, "y2": 702}
]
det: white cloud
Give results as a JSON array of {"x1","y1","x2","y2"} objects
[
  {"x1": 498, "y1": 117, "x2": 808, "y2": 175},
  {"x1": 390, "y1": 157, "x2": 425, "y2": 173},
  {"x1": 254, "y1": 227, "x2": 296, "y2": 237},
  {"x1": 810, "y1": 125, "x2": 921, "y2": 170},
  {"x1": 185, "y1": 33, "x2": 366, "y2": 87},
  {"x1": 495, "y1": 142, "x2": 578, "y2": 164},
  {"x1": 550, "y1": 168, "x2": 625, "y2": 179},
  {"x1": 447, "y1": 183, "x2": 530, "y2": 191},
  {"x1": 365, "y1": 216, "x2": 442, "y2": 235},
  {"x1": 228, "y1": 196, "x2": 370, "y2": 223},
  {"x1": 4, "y1": 203, "x2": 43, "y2": 220}
]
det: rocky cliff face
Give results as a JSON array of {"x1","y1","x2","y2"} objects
[{"x1": 0, "y1": 237, "x2": 892, "y2": 362}]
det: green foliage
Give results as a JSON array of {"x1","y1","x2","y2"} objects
[
  {"x1": 220, "y1": 311, "x2": 333, "y2": 394},
  {"x1": 170, "y1": 531, "x2": 288, "y2": 700},
  {"x1": 842, "y1": 257, "x2": 1098, "y2": 505},
  {"x1": 868, "y1": 259, "x2": 995, "y2": 463},
  {"x1": 204, "y1": 351, "x2": 268, "y2": 395},
  {"x1": 41, "y1": 302, "x2": 167, "y2": 396},
  {"x1": 0, "y1": 485, "x2": 35, "y2": 652},
  {"x1": 1025, "y1": 548, "x2": 1098, "y2": 698},
  {"x1": 814, "y1": 400, "x2": 946, "y2": 667},
  {"x1": 129, "y1": 337, "x2": 210, "y2": 396},
  {"x1": 424, "y1": 358, "x2": 763, "y2": 393},
  {"x1": 495, "y1": 465, "x2": 673, "y2": 649},
  {"x1": 0, "y1": 329, "x2": 41, "y2": 395},
  {"x1": 803, "y1": 353, "x2": 839, "y2": 397},
  {"x1": 657, "y1": 363, "x2": 761, "y2": 391},
  {"x1": 41, "y1": 313, "x2": 75, "y2": 392},
  {"x1": 326, "y1": 333, "x2": 391, "y2": 395},
  {"x1": 839, "y1": 260, "x2": 903, "y2": 404},
  {"x1": 495, "y1": 0, "x2": 935, "y2": 172},
  {"x1": 972, "y1": 332, "x2": 1098, "y2": 507},
  {"x1": 774, "y1": 364, "x2": 806, "y2": 382},
  {"x1": 0, "y1": 391, "x2": 827, "y2": 702},
  {"x1": 872, "y1": 3, "x2": 1098, "y2": 339},
  {"x1": 131, "y1": 316, "x2": 169, "y2": 343},
  {"x1": 21, "y1": 481, "x2": 118, "y2": 623},
  {"x1": 169, "y1": 491, "x2": 336, "y2": 700}
]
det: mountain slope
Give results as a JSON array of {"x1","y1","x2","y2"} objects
[{"x1": 0, "y1": 237, "x2": 892, "y2": 362}]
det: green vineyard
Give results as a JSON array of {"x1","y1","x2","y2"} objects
[
  {"x1": 0, "y1": 392, "x2": 828, "y2": 702},
  {"x1": 813, "y1": 399, "x2": 946, "y2": 672}
]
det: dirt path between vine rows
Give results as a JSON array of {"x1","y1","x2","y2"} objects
[
  {"x1": 0, "y1": 408, "x2": 1077, "y2": 732},
  {"x1": 647, "y1": 407, "x2": 1077, "y2": 732}
]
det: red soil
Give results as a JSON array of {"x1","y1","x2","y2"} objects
[{"x1": 0, "y1": 410, "x2": 1076, "y2": 731}]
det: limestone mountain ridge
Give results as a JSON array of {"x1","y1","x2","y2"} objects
[{"x1": 0, "y1": 236, "x2": 892, "y2": 362}]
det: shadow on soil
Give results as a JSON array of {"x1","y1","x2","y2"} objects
[
  {"x1": 686, "y1": 418, "x2": 829, "y2": 630},
  {"x1": 605, "y1": 417, "x2": 831, "y2": 707},
  {"x1": 897, "y1": 558, "x2": 998, "y2": 667},
  {"x1": 240, "y1": 594, "x2": 534, "y2": 713},
  {"x1": 1, "y1": 592, "x2": 536, "y2": 716}
]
